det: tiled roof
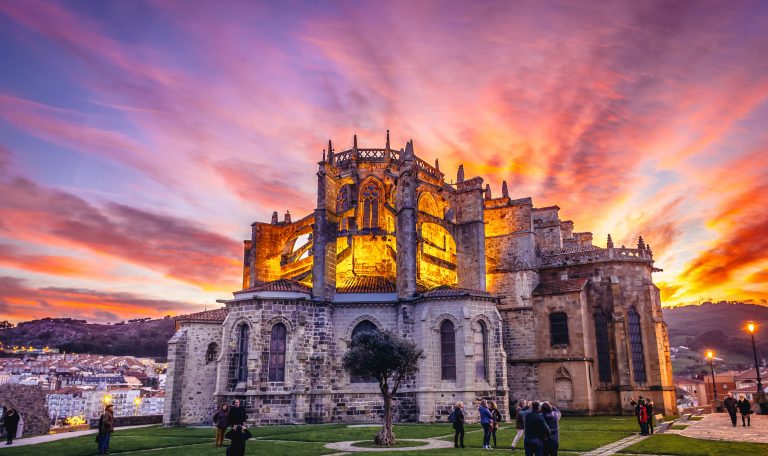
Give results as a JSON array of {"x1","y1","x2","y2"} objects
[
  {"x1": 541, "y1": 245, "x2": 600, "y2": 256},
  {"x1": 177, "y1": 307, "x2": 229, "y2": 322},
  {"x1": 234, "y1": 278, "x2": 311, "y2": 294},
  {"x1": 735, "y1": 368, "x2": 768, "y2": 380},
  {"x1": 533, "y1": 278, "x2": 588, "y2": 296},
  {"x1": 419, "y1": 285, "x2": 490, "y2": 298},
  {"x1": 337, "y1": 275, "x2": 396, "y2": 293}
]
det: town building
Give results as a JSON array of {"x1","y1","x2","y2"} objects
[{"x1": 164, "y1": 135, "x2": 676, "y2": 425}]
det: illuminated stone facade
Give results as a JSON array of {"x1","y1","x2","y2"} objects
[{"x1": 164, "y1": 134, "x2": 675, "y2": 426}]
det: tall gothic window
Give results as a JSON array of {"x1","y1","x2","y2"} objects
[
  {"x1": 350, "y1": 320, "x2": 379, "y2": 383},
  {"x1": 474, "y1": 321, "x2": 489, "y2": 382},
  {"x1": 336, "y1": 186, "x2": 351, "y2": 231},
  {"x1": 206, "y1": 342, "x2": 218, "y2": 364},
  {"x1": 235, "y1": 324, "x2": 249, "y2": 383},
  {"x1": 268, "y1": 323, "x2": 287, "y2": 382},
  {"x1": 440, "y1": 320, "x2": 457, "y2": 380},
  {"x1": 594, "y1": 309, "x2": 612, "y2": 382},
  {"x1": 627, "y1": 308, "x2": 647, "y2": 383},
  {"x1": 550, "y1": 312, "x2": 569, "y2": 346},
  {"x1": 361, "y1": 182, "x2": 380, "y2": 229}
]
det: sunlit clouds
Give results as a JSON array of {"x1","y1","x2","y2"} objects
[{"x1": 1, "y1": 0, "x2": 767, "y2": 321}]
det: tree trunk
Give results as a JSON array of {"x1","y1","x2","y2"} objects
[{"x1": 374, "y1": 391, "x2": 396, "y2": 445}]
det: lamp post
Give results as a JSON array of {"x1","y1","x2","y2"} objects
[
  {"x1": 706, "y1": 349, "x2": 718, "y2": 404},
  {"x1": 746, "y1": 322, "x2": 767, "y2": 413},
  {"x1": 134, "y1": 397, "x2": 141, "y2": 416}
]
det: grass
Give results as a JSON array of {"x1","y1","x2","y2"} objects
[
  {"x1": 622, "y1": 434, "x2": 768, "y2": 456},
  {"x1": 671, "y1": 424, "x2": 690, "y2": 430},
  {"x1": 690, "y1": 416, "x2": 705, "y2": 420}
]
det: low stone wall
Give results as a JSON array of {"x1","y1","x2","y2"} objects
[
  {"x1": 0, "y1": 384, "x2": 51, "y2": 437},
  {"x1": 89, "y1": 414, "x2": 163, "y2": 429}
]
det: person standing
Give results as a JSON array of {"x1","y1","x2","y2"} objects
[
  {"x1": 511, "y1": 399, "x2": 529, "y2": 450},
  {"x1": 225, "y1": 425, "x2": 252, "y2": 456},
  {"x1": 541, "y1": 401, "x2": 561, "y2": 456},
  {"x1": 478, "y1": 400, "x2": 493, "y2": 449},
  {"x1": 723, "y1": 393, "x2": 738, "y2": 427},
  {"x1": 737, "y1": 395, "x2": 752, "y2": 427},
  {"x1": 523, "y1": 401, "x2": 550, "y2": 456},
  {"x1": 228, "y1": 399, "x2": 247, "y2": 427},
  {"x1": 637, "y1": 399, "x2": 649, "y2": 435},
  {"x1": 3, "y1": 409, "x2": 19, "y2": 445},
  {"x1": 96, "y1": 404, "x2": 115, "y2": 455},
  {"x1": 645, "y1": 400, "x2": 655, "y2": 434},
  {"x1": 212, "y1": 403, "x2": 229, "y2": 447},
  {"x1": 489, "y1": 401, "x2": 502, "y2": 448},
  {"x1": 449, "y1": 401, "x2": 465, "y2": 448}
]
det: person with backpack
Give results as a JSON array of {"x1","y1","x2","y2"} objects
[
  {"x1": 511, "y1": 399, "x2": 529, "y2": 450},
  {"x1": 489, "y1": 401, "x2": 503, "y2": 448},
  {"x1": 225, "y1": 424, "x2": 252, "y2": 456},
  {"x1": 212, "y1": 403, "x2": 229, "y2": 447},
  {"x1": 637, "y1": 399, "x2": 649, "y2": 435},
  {"x1": 478, "y1": 399, "x2": 493, "y2": 449},
  {"x1": 449, "y1": 401, "x2": 465, "y2": 448}
]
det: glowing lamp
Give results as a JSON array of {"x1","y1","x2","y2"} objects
[
  {"x1": 103, "y1": 394, "x2": 112, "y2": 404},
  {"x1": 705, "y1": 349, "x2": 714, "y2": 360},
  {"x1": 134, "y1": 397, "x2": 142, "y2": 406},
  {"x1": 747, "y1": 321, "x2": 756, "y2": 334}
]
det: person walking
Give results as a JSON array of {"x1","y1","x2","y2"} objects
[
  {"x1": 225, "y1": 424, "x2": 252, "y2": 456},
  {"x1": 212, "y1": 403, "x2": 229, "y2": 447},
  {"x1": 228, "y1": 399, "x2": 247, "y2": 427},
  {"x1": 737, "y1": 394, "x2": 752, "y2": 427},
  {"x1": 3, "y1": 409, "x2": 19, "y2": 445},
  {"x1": 96, "y1": 404, "x2": 115, "y2": 455},
  {"x1": 541, "y1": 401, "x2": 561, "y2": 456},
  {"x1": 478, "y1": 399, "x2": 493, "y2": 449},
  {"x1": 449, "y1": 401, "x2": 465, "y2": 448},
  {"x1": 723, "y1": 393, "x2": 738, "y2": 427},
  {"x1": 511, "y1": 399, "x2": 529, "y2": 450},
  {"x1": 523, "y1": 401, "x2": 550, "y2": 456},
  {"x1": 489, "y1": 401, "x2": 503, "y2": 448}
]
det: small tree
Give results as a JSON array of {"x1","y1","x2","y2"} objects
[{"x1": 343, "y1": 330, "x2": 423, "y2": 445}]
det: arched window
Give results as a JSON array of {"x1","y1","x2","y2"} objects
[
  {"x1": 350, "y1": 320, "x2": 379, "y2": 383},
  {"x1": 594, "y1": 309, "x2": 612, "y2": 382},
  {"x1": 235, "y1": 324, "x2": 249, "y2": 383},
  {"x1": 268, "y1": 323, "x2": 287, "y2": 382},
  {"x1": 336, "y1": 186, "x2": 351, "y2": 231},
  {"x1": 474, "y1": 321, "x2": 489, "y2": 381},
  {"x1": 361, "y1": 181, "x2": 381, "y2": 229},
  {"x1": 550, "y1": 312, "x2": 569, "y2": 346},
  {"x1": 440, "y1": 320, "x2": 457, "y2": 380},
  {"x1": 627, "y1": 308, "x2": 647, "y2": 383},
  {"x1": 206, "y1": 342, "x2": 218, "y2": 364}
]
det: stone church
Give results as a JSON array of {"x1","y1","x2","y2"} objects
[{"x1": 163, "y1": 133, "x2": 675, "y2": 426}]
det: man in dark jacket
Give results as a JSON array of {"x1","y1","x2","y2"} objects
[
  {"x1": 541, "y1": 401, "x2": 561, "y2": 456},
  {"x1": 723, "y1": 393, "x2": 738, "y2": 427},
  {"x1": 225, "y1": 425, "x2": 252, "y2": 456},
  {"x1": 96, "y1": 404, "x2": 114, "y2": 455},
  {"x1": 228, "y1": 399, "x2": 247, "y2": 427},
  {"x1": 523, "y1": 401, "x2": 551, "y2": 456},
  {"x1": 3, "y1": 409, "x2": 19, "y2": 445},
  {"x1": 450, "y1": 401, "x2": 465, "y2": 448}
]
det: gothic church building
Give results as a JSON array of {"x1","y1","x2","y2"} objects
[{"x1": 163, "y1": 134, "x2": 675, "y2": 425}]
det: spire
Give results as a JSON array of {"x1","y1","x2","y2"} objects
[
  {"x1": 271, "y1": 211, "x2": 279, "y2": 224},
  {"x1": 435, "y1": 158, "x2": 440, "y2": 170},
  {"x1": 457, "y1": 164, "x2": 465, "y2": 183},
  {"x1": 385, "y1": 129, "x2": 390, "y2": 149},
  {"x1": 501, "y1": 180, "x2": 509, "y2": 198},
  {"x1": 353, "y1": 133, "x2": 358, "y2": 150},
  {"x1": 327, "y1": 139, "x2": 334, "y2": 165},
  {"x1": 284, "y1": 210, "x2": 292, "y2": 224},
  {"x1": 606, "y1": 234, "x2": 614, "y2": 249},
  {"x1": 637, "y1": 236, "x2": 645, "y2": 251},
  {"x1": 322, "y1": 149, "x2": 326, "y2": 162},
  {"x1": 484, "y1": 184, "x2": 491, "y2": 200},
  {"x1": 646, "y1": 243, "x2": 653, "y2": 258},
  {"x1": 404, "y1": 139, "x2": 415, "y2": 158}
]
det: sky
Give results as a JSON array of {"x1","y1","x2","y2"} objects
[{"x1": 1, "y1": 0, "x2": 767, "y2": 323}]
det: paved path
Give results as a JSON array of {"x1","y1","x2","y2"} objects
[
  {"x1": 0, "y1": 424, "x2": 155, "y2": 449},
  {"x1": 581, "y1": 434, "x2": 649, "y2": 456},
  {"x1": 325, "y1": 437, "x2": 454, "y2": 452},
  {"x1": 679, "y1": 412, "x2": 768, "y2": 444}
]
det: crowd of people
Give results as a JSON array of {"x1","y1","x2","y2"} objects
[
  {"x1": 211, "y1": 399, "x2": 252, "y2": 456},
  {"x1": 450, "y1": 398, "x2": 561, "y2": 455},
  {"x1": 629, "y1": 396, "x2": 655, "y2": 435}
]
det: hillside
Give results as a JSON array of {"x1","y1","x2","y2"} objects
[
  {"x1": 0, "y1": 317, "x2": 177, "y2": 359},
  {"x1": 663, "y1": 302, "x2": 768, "y2": 374}
]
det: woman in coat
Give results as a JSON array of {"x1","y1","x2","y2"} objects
[
  {"x1": 212, "y1": 403, "x2": 229, "y2": 447},
  {"x1": 478, "y1": 400, "x2": 493, "y2": 449},
  {"x1": 541, "y1": 401, "x2": 561, "y2": 456},
  {"x1": 737, "y1": 395, "x2": 752, "y2": 427},
  {"x1": 489, "y1": 401, "x2": 503, "y2": 448},
  {"x1": 3, "y1": 409, "x2": 19, "y2": 445},
  {"x1": 450, "y1": 401, "x2": 465, "y2": 448}
]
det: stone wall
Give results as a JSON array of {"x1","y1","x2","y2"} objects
[
  {"x1": 0, "y1": 384, "x2": 50, "y2": 437},
  {"x1": 178, "y1": 321, "x2": 221, "y2": 424}
]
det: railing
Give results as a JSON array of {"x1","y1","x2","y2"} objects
[
  {"x1": 540, "y1": 247, "x2": 652, "y2": 267},
  {"x1": 414, "y1": 156, "x2": 443, "y2": 179},
  {"x1": 334, "y1": 148, "x2": 399, "y2": 166}
]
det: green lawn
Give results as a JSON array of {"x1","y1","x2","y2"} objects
[{"x1": 622, "y1": 434, "x2": 768, "y2": 456}]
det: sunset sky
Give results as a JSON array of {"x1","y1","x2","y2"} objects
[{"x1": 1, "y1": 0, "x2": 767, "y2": 322}]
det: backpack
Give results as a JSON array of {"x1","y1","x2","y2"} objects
[{"x1": 448, "y1": 410, "x2": 457, "y2": 423}]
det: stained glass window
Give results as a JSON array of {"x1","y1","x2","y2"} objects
[
  {"x1": 474, "y1": 321, "x2": 489, "y2": 381},
  {"x1": 440, "y1": 320, "x2": 457, "y2": 380},
  {"x1": 594, "y1": 309, "x2": 612, "y2": 382},
  {"x1": 627, "y1": 308, "x2": 647, "y2": 383},
  {"x1": 268, "y1": 323, "x2": 287, "y2": 382},
  {"x1": 235, "y1": 324, "x2": 249, "y2": 382},
  {"x1": 361, "y1": 182, "x2": 380, "y2": 229},
  {"x1": 550, "y1": 312, "x2": 569, "y2": 346}
]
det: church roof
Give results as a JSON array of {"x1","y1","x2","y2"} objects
[
  {"x1": 541, "y1": 245, "x2": 601, "y2": 256},
  {"x1": 533, "y1": 278, "x2": 588, "y2": 296},
  {"x1": 419, "y1": 285, "x2": 490, "y2": 298},
  {"x1": 234, "y1": 278, "x2": 312, "y2": 295},
  {"x1": 336, "y1": 275, "x2": 397, "y2": 293},
  {"x1": 177, "y1": 307, "x2": 229, "y2": 322}
]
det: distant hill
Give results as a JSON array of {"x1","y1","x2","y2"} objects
[
  {"x1": 0, "y1": 317, "x2": 177, "y2": 359},
  {"x1": 663, "y1": 302, "x2": 768, "y2": 374}
]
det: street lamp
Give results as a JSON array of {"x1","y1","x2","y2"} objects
[
  {"x1": 706, "y1": 349, "x2": 718, "y2": 403},
  {"x1": 746, "y1": 321, "x2": 766, "y2": 413},
  {"x1": 134, "y1": 397, "x2": 142, "y2": 416}
]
